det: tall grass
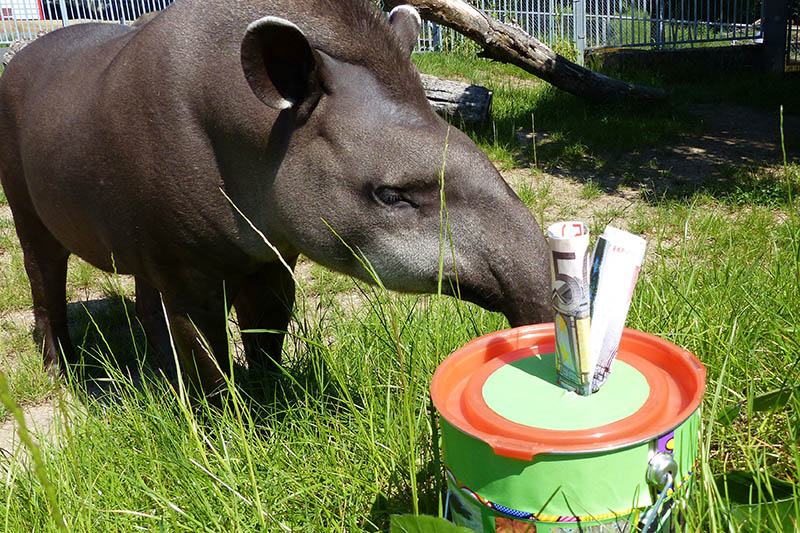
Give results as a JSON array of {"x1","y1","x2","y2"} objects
[
  {"x1": 2, "y1": 184, "x2": 799, "y2": 530},
  {"x1": 412, "y1": 52, "x2": 690, "y2": 172},
  {"x1": 1, "y1": 51, "x2": 800, "y2": 532},
  {"x1": 1, "y1": 289, "x2": 507, "y2": 530}
]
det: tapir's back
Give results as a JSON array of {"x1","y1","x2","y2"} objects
[
  {"x1": 0, "y1": 0, "x2": 430, "y2": 275},
  {"x1": 0, "y1": 0, "x2": 423, "y2": 189},
  {"x1": 0, "y1": 23, "x2": 158, "y2": 272},
  {"x1": 0, "y1": 22, "x2": 135, "y2": 140}
]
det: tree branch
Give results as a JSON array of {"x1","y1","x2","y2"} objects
[{"x1": 388, "y1": 0, "x2": 666, "y2": 104}]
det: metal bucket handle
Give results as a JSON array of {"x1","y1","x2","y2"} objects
[{"x1": 640, "y1": 452, "x2": 678, "y2": 532}]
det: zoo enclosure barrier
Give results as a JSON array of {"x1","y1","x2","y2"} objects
[
  {"x1": 788, "y1": 3, "x2": 800, "y2": 71},
  {"x1": 0, "y1": 0, "x2": 768, "y2": 64},
  {"x1": 0, "y1": 0, "x2": 172, "y2": 44},
  {"x1": 414, "y1": 0, "x2": 764, "y2": 64}
]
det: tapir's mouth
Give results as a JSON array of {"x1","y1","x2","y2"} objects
[
  {"x1": 441, "y1": 281, "x2": 539, "y2": 328},
  {"x1": 438, "y1": 277, "x2": 505, "y2": 316}
]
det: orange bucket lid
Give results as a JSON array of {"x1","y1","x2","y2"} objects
[{"x1": 431, "y1": 324, "x2": 706, "y2": 461}]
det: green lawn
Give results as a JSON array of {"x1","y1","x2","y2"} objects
[{"x1": 1, "y1": 52, "x2": 799, "y2": 531}]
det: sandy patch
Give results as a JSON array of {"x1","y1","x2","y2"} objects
[{"x1": 0, "y1": 403, "x2": 59, "y2": 464}]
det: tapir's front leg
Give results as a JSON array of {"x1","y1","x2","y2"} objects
[
  {"x1": 134, "y1": 277, "x2": 176, "y2": 376},
  {"x1": 234, "y1": 257, "x2": 298, "y2": 373},
  {"x1": 161, "y1": 285, "x2": 233, "y2": 398}
]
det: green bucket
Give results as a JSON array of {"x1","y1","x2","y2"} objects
[{"x1": 431, "y1": 324, "x2": 706, "y2": 532}]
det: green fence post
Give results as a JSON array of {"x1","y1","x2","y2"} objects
[{"x1": 574, "y1": 0, "x2": 586, "y2": 65}]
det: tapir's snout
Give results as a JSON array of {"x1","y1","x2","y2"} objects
[
  {"x1": 492, "y1": 202, "x2": 553, "y2": 327},
  {"x1": 502, "y1": 289, "x2": 553, "y2": 328},
  {"x1": 425, "y1": 145, "x2": 553, "y2": 328},
  {"x1": 461, "y1": 203, "x2": 552, "y2": 328}
]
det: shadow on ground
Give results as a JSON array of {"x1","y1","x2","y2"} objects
[
  {"x1": 62, "y1": 296, "x2": 314, "y2": 408},
  {"x1": 64, "y1": 296, "x2": 172, "y2": 402},
  {"x1": 525, "y1": 103, "x2": 800, "y2": 202}
]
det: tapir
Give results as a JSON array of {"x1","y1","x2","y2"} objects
[{"x1": 0, "y1": 0, "x2": 551, "y2": 396}]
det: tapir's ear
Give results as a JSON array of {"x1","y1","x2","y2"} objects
[
  {"x1": 241, "y1": 16, "x2": 320, "y2": 110},
  {"x1": 388, "y1": 5, "x2": 421, "y2": 57}
]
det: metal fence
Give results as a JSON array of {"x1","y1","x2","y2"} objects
[
  {"x1": 789, "y1": 5, "x2": 800, "y2": 70},
  {"x1": 0, "y1": 0, "x2": 174, "y2": 44},
  {"x1": 1, "y1": 0, "x2": 766, "y2": 59},
  {"x1": 418, "y1": 0, "x2": 763, "y2": 61}
]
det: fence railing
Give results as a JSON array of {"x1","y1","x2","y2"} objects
[
  {"x1": 1, "y1": 0, "x2": 174, "y2": 44},
  {"x1": 416, "y1": 0, "x2": 763, "y2": 62},
  {"x1": 788, "y1": 5, "x2": 800, "y2": 70},
  {"x1": 1, "y1": 0, "x2": 767, "y2": 61}
]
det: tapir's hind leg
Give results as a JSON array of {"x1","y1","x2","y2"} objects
[
  {"x1": 234, "y1": 258, "x2": 298, "y2": 373},
  {"x1": 3, "y1": 191, "x2": 73, "y2": 370}
]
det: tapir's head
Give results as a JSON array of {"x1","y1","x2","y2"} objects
[{"x1": 238, "y1": 2, "x2": 550, "y2": 326}]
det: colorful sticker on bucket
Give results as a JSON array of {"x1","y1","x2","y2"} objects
[
  {"x1": 446, "y1": 468, "x2": 638, "y2": 526},
  {"x1": 495, "y1": 515, "x2": 538, "y2": 532},
  {"x1": 549, "y1": 525, "x2": 630, "y2": 533},
  {"x1": 656, "y1": 431, "x2": 675, "y2": 455},
  {"x1": 448, "y1": 486, "x2": 486, "y2": 531}
]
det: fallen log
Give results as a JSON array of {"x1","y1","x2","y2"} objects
[
  {"x1": 420, "y1": 74, "x2": 492, "y2": 122},
  {"x1": 386, "y1": 0, "x2": 665, "y2": 104},
  {"x1": 2, "y1": 35, "x2": 41, "y2": 68}
]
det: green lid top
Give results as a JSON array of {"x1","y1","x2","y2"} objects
[{"x1": 481, "y1": 353, "x2": 650, "y2": 431}]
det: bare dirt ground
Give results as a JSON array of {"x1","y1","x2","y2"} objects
[
  {"x1": 0, "y1": 404, "x2": 59, "y2": 462},
  {"x1": 632, "y1": 103, "x2": 796, "y2": 192},
  {"x1": 524, "y1": 102, "x2": 796, "y2": 198},
  {"x1": 1, "y1": 101, "x2": 796, "y2": 460}
]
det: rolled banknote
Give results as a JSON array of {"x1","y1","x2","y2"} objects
[
  {"x1": 588, "y1": 226, "x2": 647, "y2": 390},
  {"x1": 547, "y1": 221, "x2": 592, "y2": 395}
]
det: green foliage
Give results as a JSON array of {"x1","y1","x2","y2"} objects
[
  {"x1": 719, "y1": 386, "x2": 800, "y2": 427},
  {"x1": 0, "y1": 290, "x2": 507, "y2": 531},
  {"x1": 579, "y1": 179, "x2": 603, "y2": 200},
  {"x1": 0, "y1": 370, "x2": 65, "y2": 531},
  {"x1": 696, "y1": 164, "x2": 800, "y2": 208},
  {"x1": 550, "y1": 39, "x2": 577, "y2": 62},
  {"x1": 413, "y1": 52, "x2": 689, "y2": 172},
  {"x1": 0, "y1": 343, "x2": 55, "y2": 422},
  {"x1": 1, "y1": 45, "x2": 799, "y2": 532},
  {"x1": 412, "y1": 53, "x2": 537, "y2": 84},
  {"x1": 716, "y1": 471, "x2": 798, "y2": 532}
]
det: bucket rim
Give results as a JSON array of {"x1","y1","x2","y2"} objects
[{"x1": 431, "y1": 324, "x2": 706, "y2": 460}]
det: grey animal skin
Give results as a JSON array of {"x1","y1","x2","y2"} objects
[{"x1": 0, "y1": 0, "x2": 551, "y2": 396}]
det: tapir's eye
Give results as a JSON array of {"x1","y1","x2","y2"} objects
[{"x1": 374, "y1": 186, "x2": 419, "y2": 209}]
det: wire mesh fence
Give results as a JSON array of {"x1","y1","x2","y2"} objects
[
  {"x1": 788, "y1": 4, "x2": 800, "y2": 70},
  {"x1": 416, "y1": 0, "x2": 763, "y2": 54},
  {"x1": 1, "y1": 0, "x2": 173, "y2": 43},
  {"x1": 0, "y1": 0, "x2": 767, "y2": 57},
  {"x1": 585, "y1": 0, "x2": 762, "y2": 49}
]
